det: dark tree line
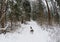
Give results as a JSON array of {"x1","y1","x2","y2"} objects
[{"x1": 0, "y1": 0, "x2": 60, "y2": 33}]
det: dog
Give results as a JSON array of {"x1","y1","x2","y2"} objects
[{"x1": 30, "y1": 26, "x2": 34, "y2": 34}]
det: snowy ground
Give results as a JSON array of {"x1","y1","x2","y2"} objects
[{"x1": 0, "y1": 20, "x2": 56, "y2": 42}]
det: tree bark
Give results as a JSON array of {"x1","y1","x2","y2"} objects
[
  {"x1": 0, "y1": 0, "x2": 6, "y2": 28},
  {"x1": 45, "y1": 0, "x2": 51, "y2": 25}
]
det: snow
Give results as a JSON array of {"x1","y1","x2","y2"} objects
[
  {"x1": 0, "y1": 20, "x2": 50, "y2": 42},
  {"x1": 30, "y1": 0, "x2": 37, "y2": 2}
]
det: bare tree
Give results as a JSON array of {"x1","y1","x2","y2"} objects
[
  {"x1": 45, "y1": 0, "x2": 51, "y2": 25},
  {"x1": 0, "y1": 0, "x2": 7, "y2": 28}
]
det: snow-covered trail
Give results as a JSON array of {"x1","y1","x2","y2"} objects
[{"x1": 0, "y1": 20, "x2": 50, "y2": 42}]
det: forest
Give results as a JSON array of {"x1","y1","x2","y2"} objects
[
  {"x1": 0, "y1": 0, "x2": 60, "y2": 33},
  {"x1": 0, "y1": 0, "x2": 60, "y2": 42}
]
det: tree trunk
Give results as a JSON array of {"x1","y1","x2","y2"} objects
[
  {"x1": 45, "y1": 0, "x2": 51, "y2": 25},
  {"x1": 0, "y1": 0, "x2": 7, "y2": 28}
]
